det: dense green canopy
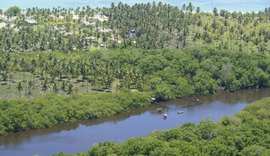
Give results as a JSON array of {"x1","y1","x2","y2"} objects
[
  {"x1": 5, "y1": 6, "x2": 21, "y2": 16},
  {"x1": 0, "y1": 90, "x2": 151, "y2": 135},
  {"x1": 1, "y1": 48, "x2": 270, "y2": 100}
]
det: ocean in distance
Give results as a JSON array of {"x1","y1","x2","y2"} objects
[{"x1": 0, "y1": 0, "x2": 269, "y2": 12}]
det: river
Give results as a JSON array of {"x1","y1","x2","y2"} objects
[
  {"x1": 0, "y1": 0, "x2": 268, "y2": 12},
  {"x1": 0, "y1": 88, "x2": 270, "y2": 156}
]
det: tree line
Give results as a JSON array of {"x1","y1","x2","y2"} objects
[
  {"x1": 0, "y1": 3, "x2": 270, "y2": 52},
  {"x1": 1, "y1": 47, "x2": 270, "y2": 100},
  {"x1": 0, "y1": 90, "x2": 151, "y2": 135}
]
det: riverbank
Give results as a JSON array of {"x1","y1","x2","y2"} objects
[
  {"x1": 1, "y1": 46, "x2": 270, "y2": 134},
  {"x1": 0, "y1": 90, "x2": 152, "y2": 135},
  {"x1": 55, "y1": 97, "x2": 270, "y2": 155},
  {"x1": 1, "y1": 88, "x2": 269, "y2": 156}
]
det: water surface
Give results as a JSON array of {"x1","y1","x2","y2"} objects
[
  {"x1": 0, "y1": 0, "x2": 269, "y2": 12},
  {"x1": 0, "y1": 88, "x2": 270, "y2": 156}
]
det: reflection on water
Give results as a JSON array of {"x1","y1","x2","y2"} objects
[
  {"x1": 0, "y1": 106, "x2": 152, "y2": 145},
  {"x1": 0, "y1": 88, "x2": 270, "y2": 156},
  {"x1": 164, "y1": 88, "x2": 270, "y2": 106}
]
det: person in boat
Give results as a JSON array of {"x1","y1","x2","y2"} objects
[
  {"x1": 194, "y1": 98, "x2": 202, "y2": 104},
  {"x1": 156, "y1": 108, "x2": 163, "y2": 112}
]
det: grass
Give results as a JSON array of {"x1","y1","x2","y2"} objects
[{"x1": 0, "y1": 71, "x2": 102, "y2": 99}]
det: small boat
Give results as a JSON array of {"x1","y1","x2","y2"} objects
[
  {"x1": 177, "y1": 111, "x2": 184, "y2": 114},
  {"x1": 194, "y1": 98, "x2": 202, "y2": 104},
  {"x1": 163, "y1": 114, "x2": 168, "y2": 118}
]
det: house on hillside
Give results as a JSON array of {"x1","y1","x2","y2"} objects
[
  {"x1": 73, "y1": 15, "x2": 79, "y2": 20},
  {"x1": 92, "y1": 14, "x2": 108, "y2": 22},
  {"x1": 25, "y1": 18, "x2": 37, "y2": 24},
  {"x1": 129, "y1": 29, "x2": 138, "y2": 37}
]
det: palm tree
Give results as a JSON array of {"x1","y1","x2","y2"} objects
[
  {"x1": 53, "y1": 82, "x2": 58, "y2": 93},
  {"x1": 27, "y1": 80, "x2": 33, "y2": 98},
  {"x1": 42, "y1": 78, "x2": 48, "y2": 92},
  {"x1": 16, "y1": 81, "x2": 23, "y2": 97},
  {"x1": 67, "y1": 83, "x2": 73, "y2": 94}
]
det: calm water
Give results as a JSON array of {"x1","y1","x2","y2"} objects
[
  {"x1": 0, "y1": 88, "x2": 270, "y2": 156},
  {"x1": 0, "y1": 0, "x2": 269, "y2": 12}
]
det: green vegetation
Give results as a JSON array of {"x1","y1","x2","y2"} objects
[
  {"x1": 55, "y1": 97, "x2": 270, "y2": 156},
  {"x1": 1, "y1": 47, "x2": 270, "y2": 135},
  {"x1": 1, "y1": 48, "x2": 270, "y2": 100},
  {"x1": 0, "y1": 2, "x2": 269, "y2": 101},
  {"x1": 4, "y1": 6, "x2": 21, "y2": 16},
  {"x1": 0, "y1": 3, "x2": 270, "y2": 52},
  {"x1": 0, "y1": 90, "x2": 151, "y2": 135},
  {"x1": 0, "y1": 2, "x2": 270, "y2": 145}
]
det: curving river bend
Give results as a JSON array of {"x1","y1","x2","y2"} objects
[{"x1": 1, "y1": 88, "x2": 270, "y2": 156}]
